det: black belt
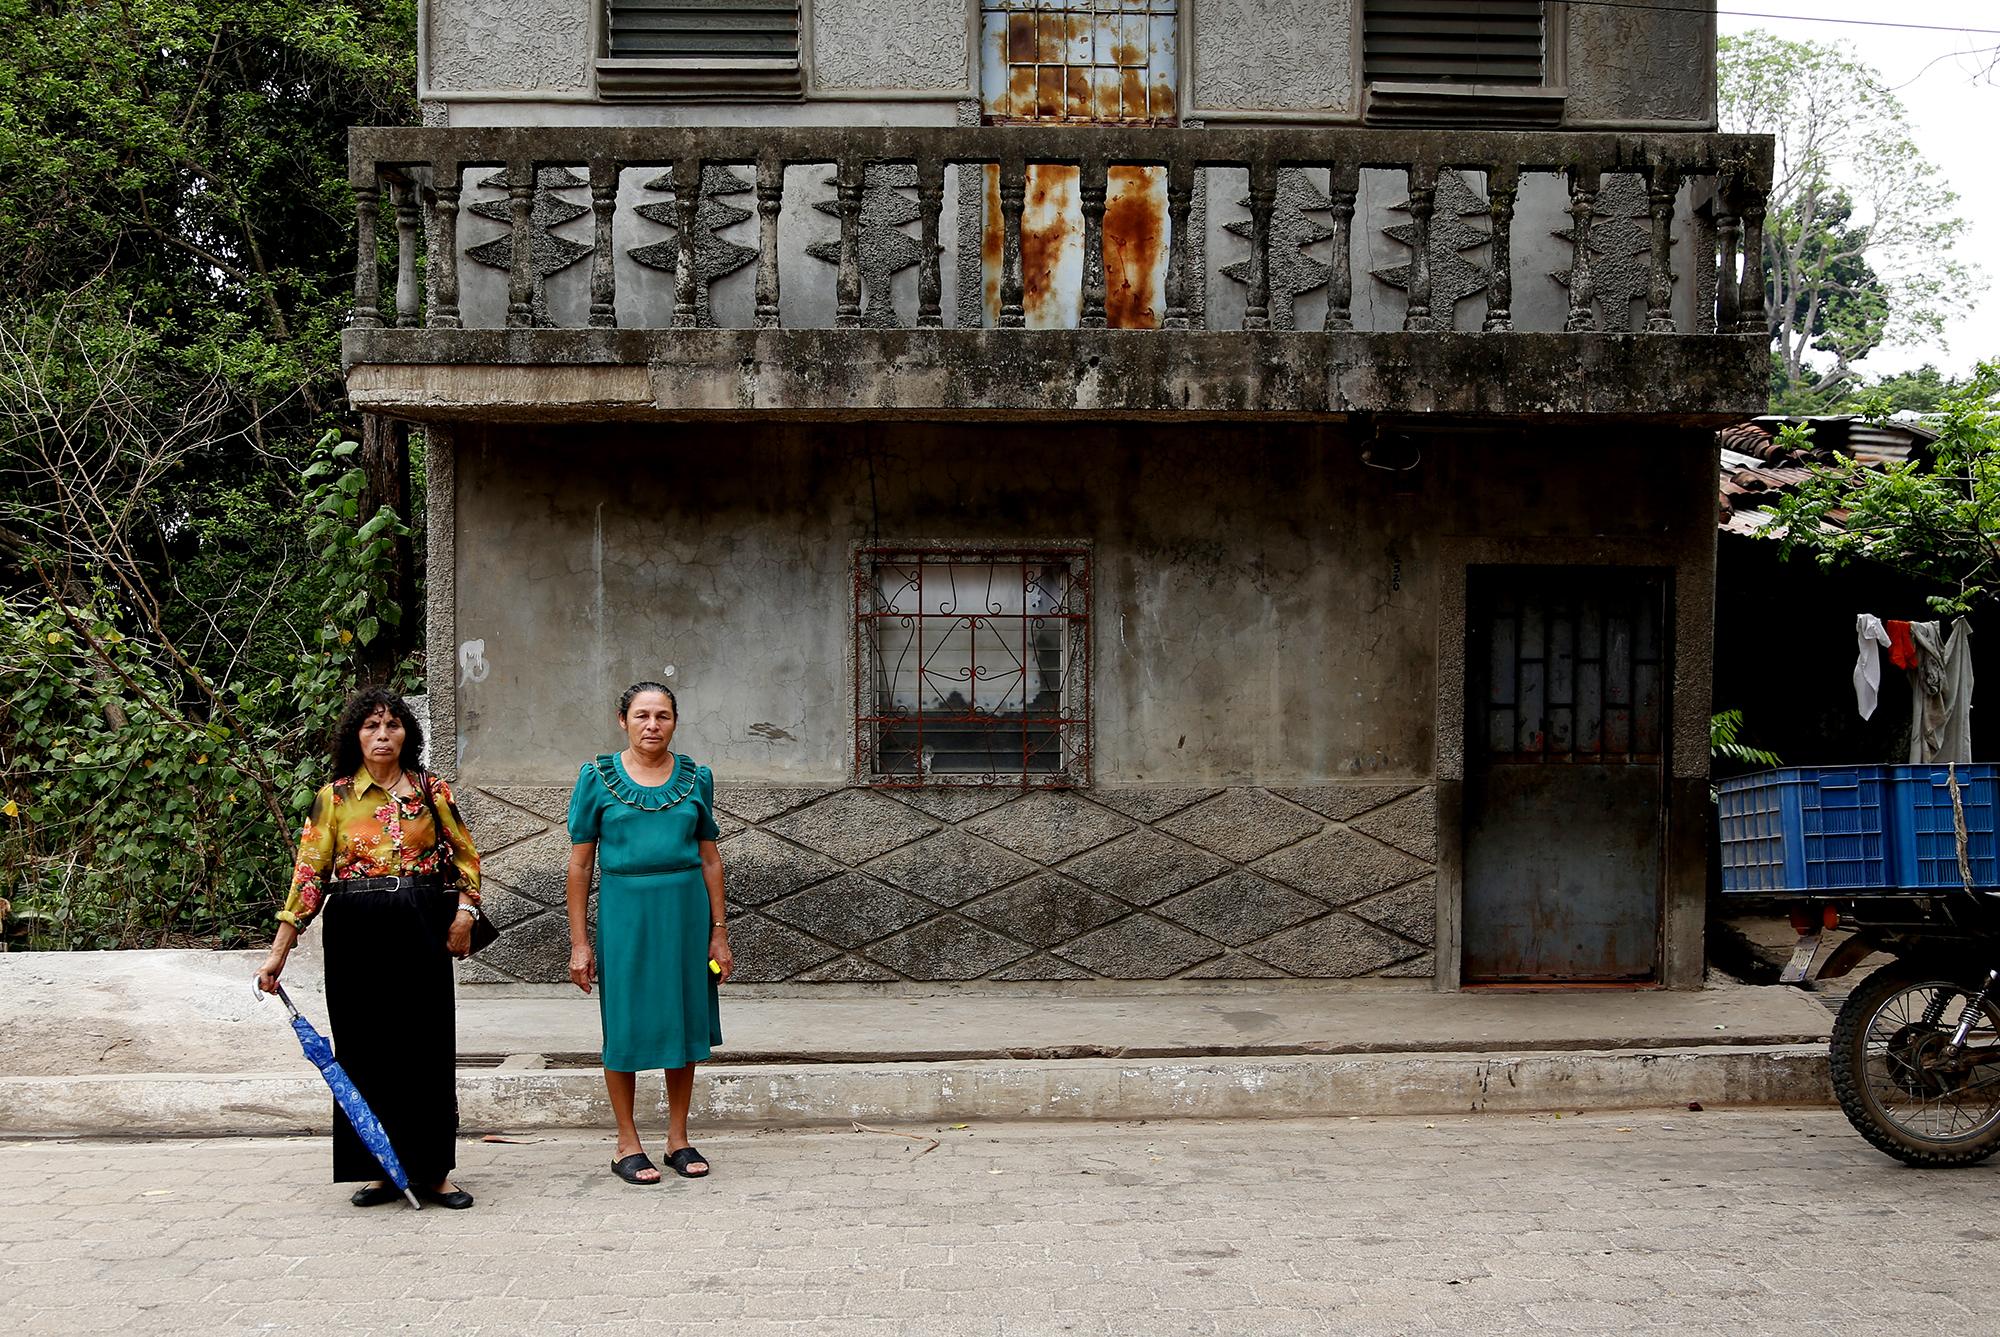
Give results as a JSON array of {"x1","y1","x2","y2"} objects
[{"x1": 326, "y1": 874, "x2": 448, "y2": 894}]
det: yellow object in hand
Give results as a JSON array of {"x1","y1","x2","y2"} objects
[{"x1": 709, "y1": 958, "x2": 722, "y2": 975}]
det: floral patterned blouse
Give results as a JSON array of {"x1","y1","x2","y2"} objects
[{"x1": 278, "y1": 771, "x2": 482, "y2": 928}]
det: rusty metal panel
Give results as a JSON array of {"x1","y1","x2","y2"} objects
[
  {"x1": 982, "y1": 163, "x2": 1165, "y2": 329},
  {"x1": 980, "y1": 0, "x2": 1178, "y2": 125},
  {"x1": 1463, "y1": 568, "x2": 1668, "y2": 982}
]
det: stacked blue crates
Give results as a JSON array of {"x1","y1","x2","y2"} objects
[{"x1": 1717, "y1": 764, "x2": 2000, "y2": 893}]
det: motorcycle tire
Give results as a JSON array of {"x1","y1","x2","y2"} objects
[{"x1": 1830, "y1": 955, "x2": 2000, "y2": 1168}]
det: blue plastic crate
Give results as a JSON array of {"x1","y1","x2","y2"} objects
[
  {"x1": 1717, "y1": 767, "x2": 1891, "y2": 892},
  {"x1": 1885, "y1": 764, "x2": 2000, "y2": 889}
]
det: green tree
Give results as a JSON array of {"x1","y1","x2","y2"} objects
[
  {"x1": 1840, "y1": 364, "x2": 1967, "y2": 416},
  {"x1": 1720, "y1": 30, "x2": 1974, "y2": 401},
  {"x1": 1770, "y1": 362, "x2": 2000, "y2": 616},
  {"x1": 0, "y1": 1, "x2": 421, "y2": 947}
]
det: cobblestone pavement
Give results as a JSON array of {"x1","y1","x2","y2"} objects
[{"x1": 4, "y1": 1108, "x2": 1994, "y2": 1336}]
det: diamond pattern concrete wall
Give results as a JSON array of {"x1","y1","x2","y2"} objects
[{"x1": 459, "y1": 783, "x2": 1437, "y2": 984}]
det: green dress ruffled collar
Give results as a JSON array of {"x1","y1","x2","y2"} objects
[{"x1": 593, "y1": 752, "x2": 700, "y2": 811}]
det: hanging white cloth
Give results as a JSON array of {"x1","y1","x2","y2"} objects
[{"x1": 1854, "y1": 613, "x2": 1892, "y2": 720}]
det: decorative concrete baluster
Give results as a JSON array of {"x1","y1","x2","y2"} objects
[
  {"x1": 672, "y1": 156, "x2": 701, "y2": 328},
  {"x1": 428, "y1": 170, "x2": 462, "y2": 330},
  {"x1": 756, "y1": 155, "x2": 783, "y2": 329},
  {"x1": 1242, "y1": 160, "x2": 1278, "y2": 331},
  {"x1": 1402, "y1": 164, "x2": 1436, "y2": 333},
  {"x1": 1714, "y1": 179, "x2": 1742, "y2": 335},
  {"x1": 589, "y1": 158, "x2": 618, "y2": 328},
  {"x1": 391, "y1": 179, "x2": 421, "y2": 328},
  {"x1": 1736, "y1": 178, "x2": 1768, "y2": 336},
  {"x1": 998, "y1": 158, "x2": 1027, "y2": 329},
  {"x1": 1564, "y1": 165, "x2": 1600, "y2": 333},
  {"x1": 351, "y1": 177, "x2": 382, "y2": 329},
  {"x1": 1325, "y1": 164, "x2": 1357, "y2": 332},
  {"x1": 1163, "y1": 159, "x2": 1195, "y2": 331},
  {"x1": 916, "y1": 156, "x2": 945, "y2": 329},
  {"x1": 1483, "y1": 165, "x2": 1517, "y2": 333},
  {"x1": 505, "y1": 159, "x2": 535, "y2": 328},
  {"x1": 1080, "y1": 158, "x2": 1109, "y2": 329},
  {"x1": 1645, "y1": 167, "x2": 1679, "y2": 334},
  {"x1": 835, "y1": 156, "x2": 864, "y2": 329}
]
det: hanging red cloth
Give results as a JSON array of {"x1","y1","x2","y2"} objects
[{"x1": 1886, "y1": 619, "x2": 1919, "y2": 670}]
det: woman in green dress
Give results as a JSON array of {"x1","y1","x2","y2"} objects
[{"x1": 565, "y1": 681, "x2": 733, "y2": 1184}]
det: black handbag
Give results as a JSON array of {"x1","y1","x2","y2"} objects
[{"x1": 418, "y1": 772, "x2": 499, "y2": 956}]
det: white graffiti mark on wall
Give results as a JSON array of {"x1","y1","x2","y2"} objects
[{"x1": 459, "y1": 639, "x2": 491, "y2": 686}]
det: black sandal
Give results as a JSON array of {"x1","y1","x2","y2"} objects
[
  {"x1": 665, "y1": 1146, "x2": 709, "y2": 1178},
  {"x1": 612, "y1": 1152, "x2": 661, "y2": 1185}
]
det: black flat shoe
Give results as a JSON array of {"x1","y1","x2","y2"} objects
[
  {"x1": 418, "y1": 1185, "x2": 474, "y2": 1209},
  {"x1": 349, "y1": 1183, "x2": 402, "y2": 1207}
]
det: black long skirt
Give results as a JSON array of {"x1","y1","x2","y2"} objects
[{"x1": 320, "y1": 885, "x2": 459, "y2": 1185}]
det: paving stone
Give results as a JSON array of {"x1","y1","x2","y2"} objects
[
  {"x1": 1266, "y1": 784, "x2": 1421, "y2": 823},
  {"x1": 1255, "y1": 828, "x2": 1431, "y2": 906},
  {"x1": 1155, "y1": 791, "x2": 1323, "y2": 864},
  {"x1": 885, "y1": 787, "x2": 1021, "y2": 823},
  {"x1": 1086, "y1": 787, "x2": 1225, "y2": 824},
  {"x1": 959, "y1": 875, "x2": 1128, "y2": 950},
  {"x1": 863, "y1": 829, "x2": 1038, "y2": 907},
  {"x1": 1246, "y1": 913, "x2": 1419, "y2": 978},
  {"x1": 1347, "y1": 876, "x2": 1438, "y2": 947},
  {"x1": 481, "y1": 784, "x2": 574, "y2": 824},
  {"x1": 1348, "y1": 789, "x2": 1437, "y2": 861},
  {"x1": 1060, "y1": 828, "x2": 1228, "y2": 905},
  {"x1": 460, "y1": 789, "x2": 552, "y2": 854},
  {"x1": 713, "y1": 785, "x2": 834, "y2": 824},
  {"x1": 1154, "y1": 872, "x2": 1327, "y2": 947},
  {"x1": 765, "y1": 873, "x2": 938, "y2": 950},
  {"x1": 862, "y1": 916, "x2": 1033, "y2": 980},
  {"x1": 762, "y1": 790, "x2": 938, "y2": 865},
  {"x1": 962, "y1": 792, "x2": 1135, "y2": 865},
  {"x1": 720, "y1": 829, "x2": 845, "y2": 906},
  {"x1": 1054, "y1": 915, "x2": 1223, "y2": 979},
  {"x1": 724, "y1": 911, "x2": 841, "y2": 982},
  {"x1": 478, "y1": 830, "x2": 573, "y2": 907}
]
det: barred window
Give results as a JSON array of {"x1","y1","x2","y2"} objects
[
  {"x1": 1363, "y1": 0, "x2": 1546, "y2": 86},
  {"x1": 857, "y1": 548, "x2": 1091, "y2": 786},
  {"x1": 599, "y1": 0, "x2": 803, "y2": 100}
]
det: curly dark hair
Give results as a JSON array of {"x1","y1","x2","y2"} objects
[
  {"x1": 331, "y1": 687, "x2": 426, "y2": 779},
  {"x1": 618, "y1": 681, "x2": 678, "y2": 719}
]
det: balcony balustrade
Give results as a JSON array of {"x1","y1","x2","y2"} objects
[{"x1": 343, "y1": 124, "x2": 1773, "y2": 420}]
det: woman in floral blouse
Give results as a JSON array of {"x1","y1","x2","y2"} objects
[{"x1": 257, "y1": 688, "x2": 483, "y2": 1209}]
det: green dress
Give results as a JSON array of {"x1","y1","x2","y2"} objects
[{"x1": 567, "y1": 753, "x2": 723, "y2": 1072}]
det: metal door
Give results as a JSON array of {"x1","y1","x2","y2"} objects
[{"x1": 1462, "y1": 567, "x2": 1668, "y2": 982}]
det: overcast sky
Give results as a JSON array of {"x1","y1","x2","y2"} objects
[{"x1": 1715, "y1": 0, "x2": 2000, "y2": 378}]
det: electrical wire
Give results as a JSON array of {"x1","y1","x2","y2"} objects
[{"x1": 1553, "y1": 0, "x2": 2000, "y2": 37}]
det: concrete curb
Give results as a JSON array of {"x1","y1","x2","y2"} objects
[{"x1": 0, "y1": 1045, "x2": 1831, "y2": 1137}]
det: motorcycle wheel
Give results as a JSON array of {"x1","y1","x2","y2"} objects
[{"x1": 1830, "y1": 956, "x2": 2000, "y2": 1168}]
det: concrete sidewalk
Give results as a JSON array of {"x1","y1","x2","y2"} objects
[{"x1": 2, "y1": 949, "x2": 1837, "y2": 1135}]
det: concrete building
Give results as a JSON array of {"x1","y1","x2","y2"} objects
[{"x1": 346, "y1": 0, "x2": 1770, "y2": 989}]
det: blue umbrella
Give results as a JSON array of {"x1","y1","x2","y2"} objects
[{"x1": 257, "y1": 981, "x2": 421, "y2": 1209}]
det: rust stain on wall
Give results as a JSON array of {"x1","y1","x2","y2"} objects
[
  {"x1": 1105, "y1": 166, "x2": 1165, "y2": 329},
  {"x1": 1020, "y1": 165, "x2": 1078, "y2": 329},
  {"x1": 982, "y1": 164, "x2": 1002, "y2": 319}
]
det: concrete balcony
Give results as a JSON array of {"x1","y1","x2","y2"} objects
[{"x1": 342, "y1": 124, "x2": 1773, "y2": 422}]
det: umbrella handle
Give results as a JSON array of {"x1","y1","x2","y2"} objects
[{"x1": 252, "y1": 977, "x2": 302, "y2": 1021}]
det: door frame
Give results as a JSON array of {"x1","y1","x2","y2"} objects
[{"x1": 1432, "y1": 536, "x2": 1713, "y2": 991}]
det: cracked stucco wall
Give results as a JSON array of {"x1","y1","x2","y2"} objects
[{"x1": 442, "y1": 420, "x2": 1714, "y2": 984}]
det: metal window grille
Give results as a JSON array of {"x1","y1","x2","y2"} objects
[
  {"x1": 1468, "y1": 570, "x2": 1667, "y2": 765},
  {"x1": 856, "y1": 548, "x2": 1091, "y2": 786},
  {"x1": 606, "y1": 0, "x2": 801, "y2": 60},
  {"x1": 979, "y1": 0, "x2": 1178, "y2": 124},
  {"x1": 1363, "y1": 0, "x2": 1545, "y2": 86}
]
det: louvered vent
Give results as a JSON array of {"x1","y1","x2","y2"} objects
[
  {"x1": 607, "y1": 0, "x2": 800, "y2": 59},
  {"x1": 599, "y1": 0, "x2": 804, "y2": 98},
  {"x1": 1364, "y1": 0, "x2": 1545, "y2": 86}
]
